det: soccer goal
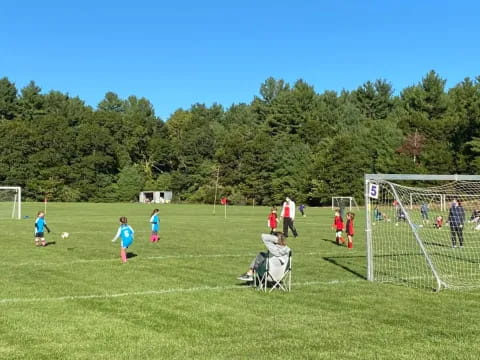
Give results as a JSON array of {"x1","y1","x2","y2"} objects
[
  {"x1": 365, "y1": 174, "x2": 480, "y2": 291},
  {"x1": 331, "y1": 197, "x2": 359, "y2": 211},
  {"x1": 0, "y1": 186, "x2": 21, "y2": 219}
]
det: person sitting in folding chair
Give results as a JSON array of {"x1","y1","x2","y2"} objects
[{"x1": 237, "y1": 232, "x2": 291, "y2": 282}]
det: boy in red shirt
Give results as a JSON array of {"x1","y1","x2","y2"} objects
[
  {"x1": 345, "y1": 212, "x2": 355, "y2": 249},
  {"x1": 332, "y1": 210, "x2": 345, "y2": 245}
]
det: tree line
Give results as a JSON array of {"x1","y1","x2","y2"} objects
[{"x1": 1, "y1": 70, "x2": 479, "y2": 205}]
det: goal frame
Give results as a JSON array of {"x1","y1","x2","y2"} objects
[
  {"x1": 364, "y1": 174, "x2": 480, "y2": 291},
  {"x1": 331, "y1": 196, "x2": 359, "y2": 211},
  {"x1": 0, "y1": 186, "x2": 21, "y2": 219}
]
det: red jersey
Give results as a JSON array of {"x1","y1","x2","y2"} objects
[
  {"x1": 333, "y1": 216, "x2": 344, "y2": 231},
  {"x1": 346, "y1": 219, "x2": 354, "y2": 236},
  {"x1": 268, "y1": 212, "x2": 277, "y2": 229},
  {"x1": 436, "y1": 217, "x2": 443, "y2": 228},
  {"x1": 283, "y1": 205, "x2": 290, "y2": 218}
]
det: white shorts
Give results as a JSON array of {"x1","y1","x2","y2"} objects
[{"x1": 336, "y1": 231, "x2": 342, "y2": 237}]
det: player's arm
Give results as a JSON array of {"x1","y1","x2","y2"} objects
[
  {"x1": 112, "y1": 227, "x2": 121, "y2": 242},
  {"x1": 44, "y1": 224, "x2": 51, "y2": 233}
]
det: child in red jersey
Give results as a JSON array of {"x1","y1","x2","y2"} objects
[
  {"x1": 267, "y1": 207, "x2": 279, "y2": 234},
  {"x1": 345, "y1": 212, "x2": 355, "y2": 249},
  {"x1": 332, "y1": 209, "x2": 345, "y2": 245},
  {"x1": 433, "y1": 215, "x2": 443, "y2": 229}
]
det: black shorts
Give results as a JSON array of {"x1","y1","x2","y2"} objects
[{"x1": 35, "y1": 232, "x2": 44, "y2": 238}]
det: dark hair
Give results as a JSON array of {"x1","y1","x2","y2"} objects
[
  {"x1": 272, "y1": 231, "x2": 286, "y2": 246},
  {"x1": 150, "y1": 209, "x2": 159, "y2": 216},
  {"x1": 119, "y1": 216, "x2": 128, "y2": 224},
  {"x1": 347, "y1": 212, "x2": 355, "y2": 220}
]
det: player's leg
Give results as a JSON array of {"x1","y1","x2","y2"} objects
[
  {"x1": 283, "y1": 218, "x2": 289, "y2": 237},
  {"x1": 120, "y1": 238, "x2": 131, "y2": 263},
  {"x1": 289, "y1": 220, "x2": 298, "y2": 237},
  {"x1": 120, "y1": 247, "x2": 127, "y2": 262},
  {"x1": 450, "y1": 225, "x2": 457, "y2": 247},
  {"x1": 458, "y1": 226, "x2": 464, "y2": 247}
]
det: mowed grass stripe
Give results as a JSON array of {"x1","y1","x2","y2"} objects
[{"x1": 0, "y1": 279, "x2": 363, "y2": 305}]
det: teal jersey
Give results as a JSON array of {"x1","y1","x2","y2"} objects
[
  {"x1": 35, "y1": 217, "x2": 47, "y2": 233},
  {"x1": 150, "y1": 214, "x2": 159, "y2": 232}
]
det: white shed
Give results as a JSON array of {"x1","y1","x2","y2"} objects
[{"x1": 139, "y1": 191, "x2": 173, "y2": 204}]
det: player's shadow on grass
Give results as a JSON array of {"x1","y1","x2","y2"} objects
[
  {"x1": 44, "y1": 241, "x2": 56, "y2": 247},
  {"x1": 423, "y1": 241, "x2": 450, "y2": 248},
  {"x1": 322, "y1": 255, "x2": 366, "y2": 280},
  {"x1": 321, "y1": 238, "x2": 339, "y2": 246},
  {"x1": 126, "y1": 252, "x2": 137, "y2": 259}
]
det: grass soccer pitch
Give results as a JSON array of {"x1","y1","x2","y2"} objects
[{"x1": 1, "y1": 203, "x2": 480, "y2": 359}]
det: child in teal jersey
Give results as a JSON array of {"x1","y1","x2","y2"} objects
[
  {"x1": 34, "y1": 211, "x2": 51, "y2": 247},
  {"x1": 112, "y1": 216, "x2": 134, "y2": 263}
]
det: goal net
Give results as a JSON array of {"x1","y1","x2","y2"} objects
[
  {"x1": 0, "y1": 187, "x2": 21, "y2": 219},
  {"x1": 365, "y1": 174, "x2": 480, "y2": 291}
]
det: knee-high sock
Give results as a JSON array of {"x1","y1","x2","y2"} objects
[
  {"x1": 121, "y1": 249, "x2": 127, "y2": 262},
  {"x1": 150, "y1": 235, "x2": 155, "y2": 242}
]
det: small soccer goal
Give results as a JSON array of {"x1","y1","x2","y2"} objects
[
  {"x1": 331, "y1": 197, "x2": 359, "y2": 211},
  {"x1": 365, "y1": 174, "x2": 480, "y2": 291},
  {"x1": 0, "y1": 186, "x2": 21, "y2": 219}
]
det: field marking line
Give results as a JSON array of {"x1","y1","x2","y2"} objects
[{"x1": 0, "y1": 279, "x2": 363, "y2": 305}]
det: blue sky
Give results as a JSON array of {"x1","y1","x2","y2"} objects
[{"x1": 1, "y1": 0, "x2": 479, "y2": 120}]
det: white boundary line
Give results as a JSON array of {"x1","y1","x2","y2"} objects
[{"x1": 0, "y1": 279, "x2": 363, "y2": 305}]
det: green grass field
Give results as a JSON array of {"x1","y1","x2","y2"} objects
[{"x1": 1, "y1": 203, "x2": 480, "y2": 359}]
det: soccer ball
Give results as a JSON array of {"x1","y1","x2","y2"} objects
[{"x1": 61, "y1": 232, "x2": 70, "y2": 239}]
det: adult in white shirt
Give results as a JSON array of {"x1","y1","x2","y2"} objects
[{"x1": 281, "y1": 197, "x2": 298, "y2": 238}]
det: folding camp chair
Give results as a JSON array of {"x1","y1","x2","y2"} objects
[{"x1": 253, "y1": 250, "x2": 292, "y2": 292}]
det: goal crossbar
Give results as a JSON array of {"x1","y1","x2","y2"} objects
[{"x1": 365, "y1": 174, "x2": 480, "y2": 181}]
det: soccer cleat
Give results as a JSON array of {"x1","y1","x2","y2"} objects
[{"x1": 237, "y1": 273, "x2": 253, "y2": 282}]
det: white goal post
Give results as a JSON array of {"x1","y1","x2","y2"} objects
[
  {"x1": 331, "y1": 197, "x2": 359, "y2": 211},
  {"x1": 0, "y1": 186, "x2": 21, "y2": 219},
  {"x1": 365, "y1": 174, "x2": 480, "y2": 291}
]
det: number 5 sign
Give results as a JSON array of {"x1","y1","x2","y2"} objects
[{"x1": 368, "y1": 183, "x2": 379, "y2": 199}]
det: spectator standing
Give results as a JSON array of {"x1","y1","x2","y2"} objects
[
  {"x1": 281, "y1": 197, "x2": 298, "y2": 238},
  {"x1": 448, "y1": 200, "x2": 465, "y2": 248}
]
